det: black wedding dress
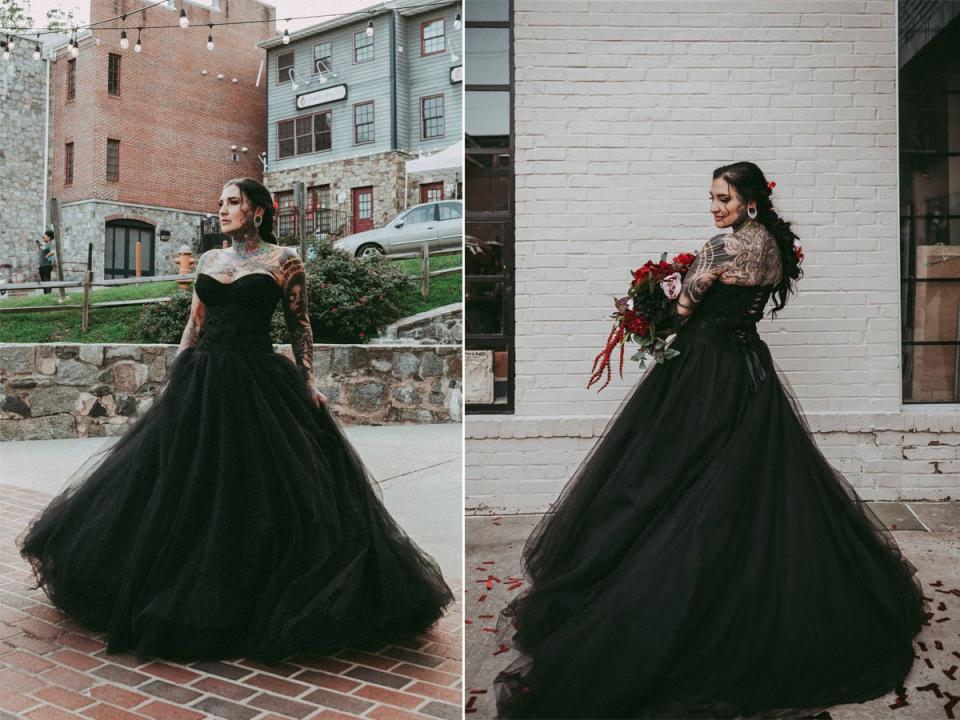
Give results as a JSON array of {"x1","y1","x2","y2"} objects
[
  {"x1": 19, "y1": 272, "x2": 453, "y2": 660},
  {"x1": 495, "y1": 282, "x2": 926, "y2": 719}
]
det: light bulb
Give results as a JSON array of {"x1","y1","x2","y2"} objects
[
  {"x1": 179, "y1": 8, "x2": 189, "y2": 29},
  {"x1": 120, "y1": 30, "x2": 128, "y2": 49},
  {"x1": 134, "y1": 30, "x2": 141, "y2": 53},
  {"x1": 207, "y1": 35, "x2": 214, "y2": 50},
  {"x1": 33, "y1": 44, "x2": 40, "y2": 59},
  {"x1": 7, "y1": 37, "x2": 14, "y2": 51},
  {"x1": 217, "y1": 72, "x2": 224, "y2": 79},
  {"x1": 291, "y1": 80, "x2": 298, "y2": 90},
  {"x1": 282, "y1": 28, "x2": 290, "y2": 45},
  {"x1": 69, "y1": 40, "x2": 78, "y2": 57},
  {"x1": 366, "y1": 20, "x2": 373, "y2": 37},
  {"x1": 2, "y1": 47, "x2": 9, "y2": 61},
  {"x1": 454, "y1": 12, "x2": 461, "y2": 30}
]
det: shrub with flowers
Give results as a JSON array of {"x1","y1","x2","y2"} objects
[{"x1": 587, "y1": 250, "x2": 698, "y2": 391}]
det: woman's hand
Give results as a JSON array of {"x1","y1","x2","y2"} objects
[{"x1": 308, "y1": 386, "x2": 327, "y2": 408}]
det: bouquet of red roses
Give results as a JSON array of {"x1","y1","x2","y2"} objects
[{"x1": 587, "y1": 250, "x2": 698, "y2": 391}]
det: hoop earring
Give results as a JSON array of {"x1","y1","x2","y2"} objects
[
  {"x1": 253, "y1": 215, "x2": 263, "y2": 228},
  {"x1": 747, "y1": 206, "x2": 757, "y2": 220}
]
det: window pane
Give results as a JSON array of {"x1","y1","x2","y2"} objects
[
  {"x1": 313, "y1": 41, "x2": 332, "y2": 73},
  {"x1": 295, "y1": 116, "x2": 313, "y2": 155},
  {"x1": 278, "y1": 120, "x2": 295, "y2": 158},
  {"x1": 439, "y1": 202, "x2": 461, "y2": 220},
  {"x1": 357, "y1": 191, "x2": 372, "y2": 219},
  {"x1": 422, "y1": 95, "x2": 444, "y2": 138},
  {"x1": 277, "y1": 52, "x2": 294, "y2": 83},
  {"x1": 314, "y1": 112, "x2": 331, "y2": 151},
  {"x1": 899, "y1": 7, "x2": 960, "y2": 403},
  {"x1": 466, "y1": 28, "x2": 508, "y2": 84},
  {"x1": 466, "y1": 91, "x2": 510, "y2": 137},
  {"x1": 355, "y1": 102, "x2": 375, "y2": 143},
  {"x1": 903, "y1": 343, "x2": 960, "y2": 402},
  {"x1": 465, "y1": 0, "x2": 509, "y2": 22},
  {"x1": 466, "y1": 162, "x2": 512, "y2": 212},
  {"x1": 354, "y1": 31, "x2": 373, "y2": 62},
  {"x1": 106, "y1": 140, "x2": 119, "y2": 182},
  {"x1": 422, "y1": 19, "x2": 444, "y2": 54},
  {"x1": 404, "y1": 206, "x2": 434, "y2": 224},
  {"x1": 465, "y1": 222, "x2": 507, "y2": 276},
  {"x1": 466, "y1": 280, "x2": 504, "y2": 334}
]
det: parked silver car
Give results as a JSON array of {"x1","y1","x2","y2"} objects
[{"x1": 333, "y1": 201, "x2": 462, "y2": 258}]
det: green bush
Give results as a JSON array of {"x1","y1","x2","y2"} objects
[
  {"x1": 130, "y1": 290, "x2": 193, "y2": 344},
  {"x1": 131, "y1": 241, "x2": 412, "y2": 345},
  {"x1": 302, "y1": 239, "x2": 412, "y2": 343}
]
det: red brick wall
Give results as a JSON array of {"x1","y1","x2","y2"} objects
[{"x1": 50, "y1": 0, "x2": 275, "y2": 214}]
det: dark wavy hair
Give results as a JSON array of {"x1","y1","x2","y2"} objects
[
  {"x1": 712, "y1": 161, "x2": 802, "y2": 316},
  {"x1": 223, "y1": 177, "x2": 276, "y2": 243}
]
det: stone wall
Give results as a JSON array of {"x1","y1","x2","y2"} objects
[
  {"x1": 0, "y1": 36, "x2": 50, "y2": 281},
  {"x1": 54, "y1": 201, "x2": 210, "y2": 281},
  {"x1": 0, "y1": 343, "x2": 462, "y2": 441},
  {"x1": 265, "y1": 151, "x2": 410, "y2": 233},
  {"x1": 375, "y1": 303, "x2": 463, "y2": 345}
]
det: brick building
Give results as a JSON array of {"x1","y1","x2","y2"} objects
[
  {"x1": 465, "y1": 0, "x2": 960, "y2": 512},
  {"x1": 46, "y1": 0, "x2": 273, "y2": 279},
  {"x1": 258, "y1": 0, "x2": 462, "y2": 241}
]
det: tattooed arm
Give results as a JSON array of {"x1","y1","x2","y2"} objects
[
  {"x1": 178, "y1": 251, "x2": 211, "y2": 351},
  {"x1": 278, "y1": 248, "x2": 324, "y2": 406},
  {"x1": 676, "y1": 233, "x2": 731, "y2": 321}
]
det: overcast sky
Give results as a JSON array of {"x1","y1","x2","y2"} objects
[{"x1": 21, "y1": 0, "x2": 382, "y2": 34}]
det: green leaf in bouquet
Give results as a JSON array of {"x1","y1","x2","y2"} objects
[
  {"x1": 664, "y1": 348, "x2": 681, "y2": 359},
  {"x1": 630, "y1": 351, "x2": 642, "y2": 362}
]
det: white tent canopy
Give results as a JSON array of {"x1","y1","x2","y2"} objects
[{"x1": 403, "y1": 140, "x2": 463, "y2": 208}]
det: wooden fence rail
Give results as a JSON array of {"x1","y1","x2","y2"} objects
[{"x1": 0, "y1": 244, "x2": 462, "y2": 329}]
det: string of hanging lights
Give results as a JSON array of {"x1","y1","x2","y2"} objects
[{"x1": 0, "y1": 0, "x2": 459, "y2": 62}]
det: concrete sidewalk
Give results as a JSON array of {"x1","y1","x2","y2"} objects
[
  {"x1": 0, "y1": 423, "x2": 463, "y2": 579},
  {"x1": 465, "y1": 509, "x2": 960, "y2": 720}
]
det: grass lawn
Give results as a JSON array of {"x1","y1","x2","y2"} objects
[
  {"x1": 393, "y1": 252, "x2": 462, "y2": 316},
  {"x1": 0, "y1": 255, "x2": 462, "y2": 343},
  {"x1": 0, "y1": 281, "x2": 182, "y2": 343}
]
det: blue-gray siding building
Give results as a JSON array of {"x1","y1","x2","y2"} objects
[{"x1": 258, "y1": 0, "x2": 462, "y2": 239}]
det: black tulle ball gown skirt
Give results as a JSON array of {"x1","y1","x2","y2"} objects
[
  {"x1": 494, "y1": 283, "x2": 926, "y2": 719},
  {"x1": 18, "y1": 272, "x2": 453, "y2": 660}
]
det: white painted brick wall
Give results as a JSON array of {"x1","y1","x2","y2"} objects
[{"x1": 466, "y1": 0, "x2": 960, "y2": 512}]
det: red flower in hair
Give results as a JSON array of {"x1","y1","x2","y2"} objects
[
  {"x1": 767, "y1": 181, "x2": 776, "y2": 190},
  {"x1": 272, "y1": 200, "x2": 279, "y2": 211}
]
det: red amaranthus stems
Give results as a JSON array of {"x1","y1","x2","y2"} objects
[{"x1": 587, "y1": 323, "x2": 625, "y2": 391}]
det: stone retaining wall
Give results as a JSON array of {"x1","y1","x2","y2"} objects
[
  {"x1": 0, "y1": 343, "x2": 462, "y2": 441},
  {"x1": 375, "y1": 303, "x2": 463, "y2": 346}
]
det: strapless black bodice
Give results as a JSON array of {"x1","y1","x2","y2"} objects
[{"x1": 195, "y1": 273, "x2": 280, "y2": 353}]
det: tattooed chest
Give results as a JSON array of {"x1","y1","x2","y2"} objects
[{"x1": 202, "y1": 249, "x2": 287, "y2": 283}]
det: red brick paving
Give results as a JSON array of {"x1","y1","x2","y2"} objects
[{"x1": 0, "y1": 484, "x2": 463, "y2": 719}]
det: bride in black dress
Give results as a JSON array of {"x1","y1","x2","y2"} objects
[
  {"x1": 18, "y1": 177, "x2": 453, "y2": 661},
  {"x1": 494, "y1": 162, "x2": 926, "y2": 718}
]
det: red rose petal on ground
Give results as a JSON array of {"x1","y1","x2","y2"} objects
[
  {"x1": 492, "y1": 645, "x2": 510, "y2": 656},
  {"x1": 478, "y1": 594, "x2": 487, "y2": 602}
]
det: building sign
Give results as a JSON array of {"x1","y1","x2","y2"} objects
[
  {"x1": 450, "y1": 65, "x2": 463, "y2": 84},
  {"x1": 296, "y1": 84, "x2": 348, "y2": 110}
]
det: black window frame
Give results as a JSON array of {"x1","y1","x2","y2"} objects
[
  {"x1": 107, "y1": 52, "x2": 120, "y2": 96},
  {"x1": 465, "y1": 1, "x2": 515, "y2": 414},
  {"x1": 898, "y1": 3, "x2": 960, "y2": 404}
]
